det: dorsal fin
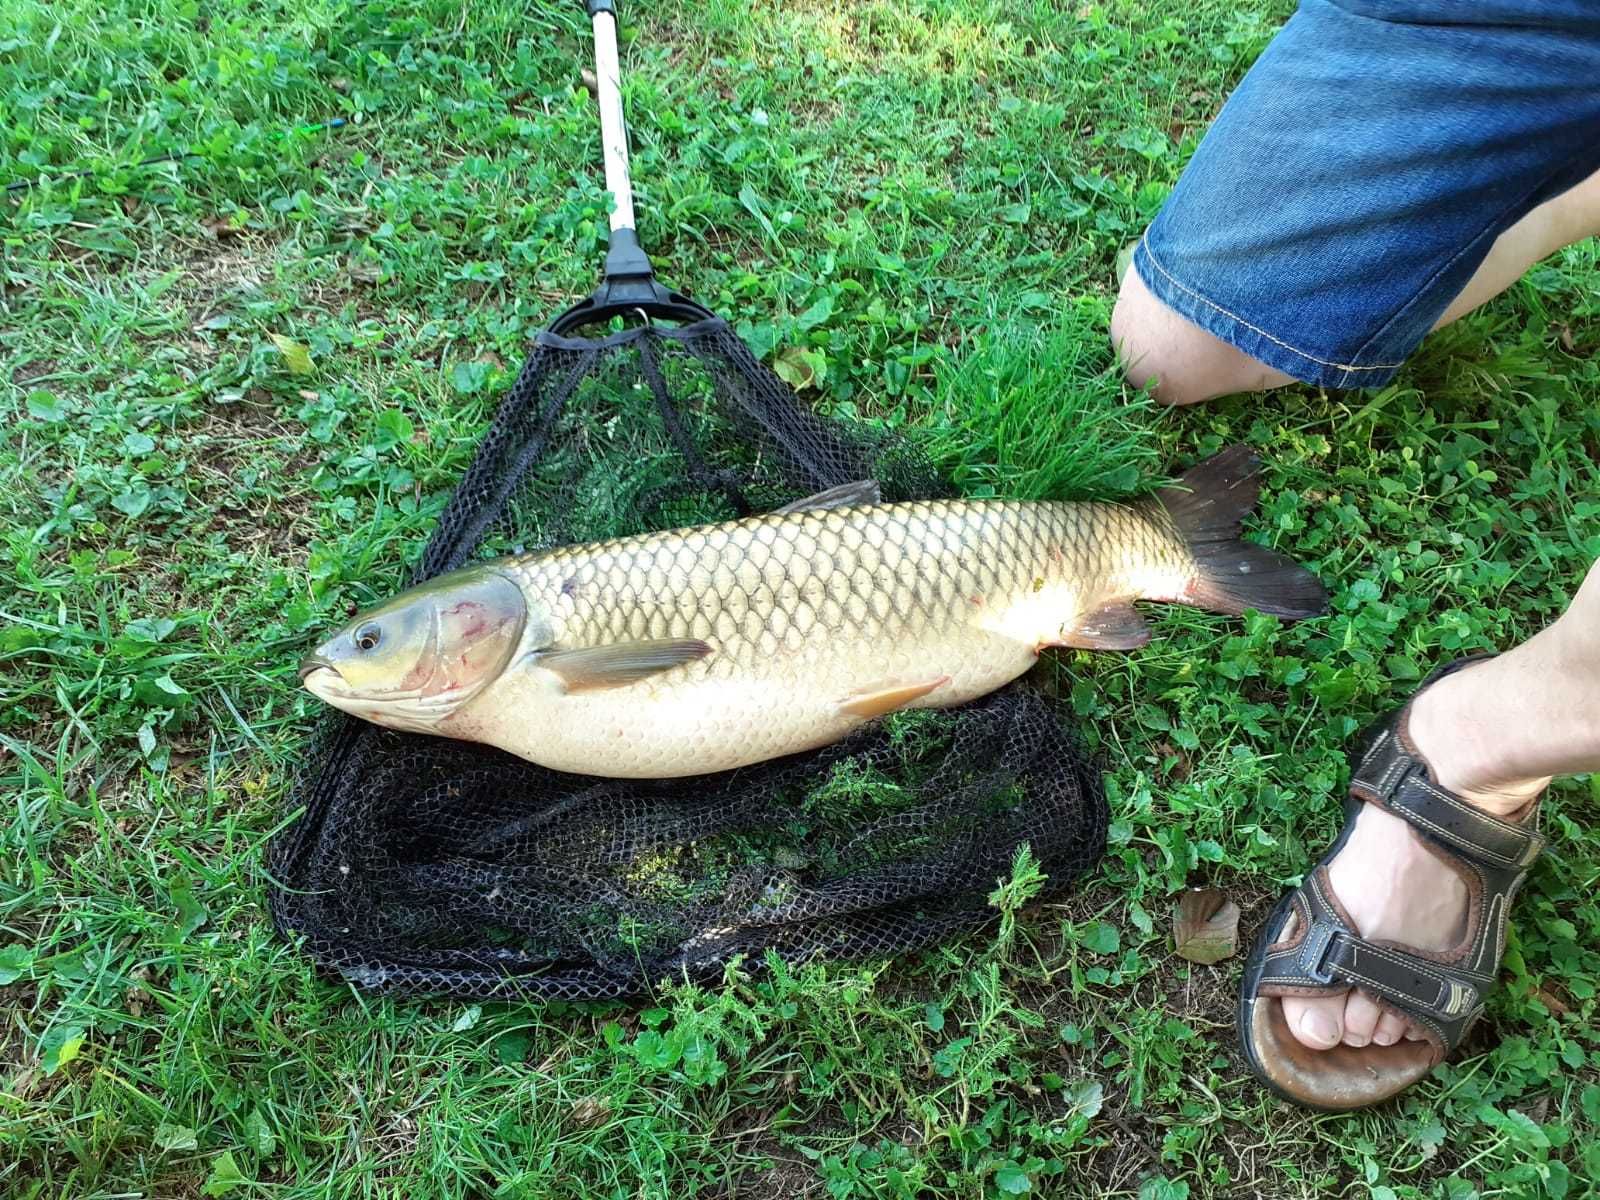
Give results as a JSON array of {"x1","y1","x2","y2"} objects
[{"x1": 772, "y1": 480, "x2": 881, "y2": 514}]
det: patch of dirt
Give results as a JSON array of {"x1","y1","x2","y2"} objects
[
  {"x1": 140, "y1": 1171, "x2": 205, "y2": 1200},
  {"x1": 182, "y1": 393, "x2": 320, "y2": 563},
  {"x1": 195, "y1": 388, "x2": 298, "y2": 439},
  {"x1": 731, "y1": 1148, "x2": 823, "y2": 1200},
  {"x1": 0, "y1": 1016, "x2": 66, "y2": 1112},
  {"x1": 169, "y1": 229, "x2": 275, "y2": 334},
  {"x1": 368, "y1": 1106, "x2": 424, "y2": 1182},
  {"x1": 9, "y1": 358, "x2": 58, "y2": 390}
]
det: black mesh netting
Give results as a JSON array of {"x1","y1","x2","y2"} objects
[{"x1": 269, "y1": 318, "x2": 1108, "y2": 1000}]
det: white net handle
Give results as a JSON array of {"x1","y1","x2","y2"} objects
[{"x1": 588, "y1": 2, "x2": 635, "y2": 233}]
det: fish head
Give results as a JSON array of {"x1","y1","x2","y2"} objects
[{"x1": 300, "y1": 564, "x2": 528, "y2": 733}]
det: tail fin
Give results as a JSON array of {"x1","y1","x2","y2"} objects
[{"x1": 1146, "y1": 445, "x2": 1328, "y2": 620}]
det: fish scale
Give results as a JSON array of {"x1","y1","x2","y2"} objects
[
  {"x1": 301, "y1": 447, "x2": 1328, "y2": 779},
  {"x1": 457, "y1": 498, "x2": 1191, "y2": 775}
]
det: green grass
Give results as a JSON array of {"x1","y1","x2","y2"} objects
[{"x1": 4, "y1": 1, "x2": 1600, "y2": 1197}]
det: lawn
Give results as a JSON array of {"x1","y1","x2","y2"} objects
[{"x1": 4, "y1": 1, "x2": 1599, "y2": 1197}]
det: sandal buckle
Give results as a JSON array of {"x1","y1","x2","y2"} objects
[
  {"x1": 1515, "y1": 831, "x2": 1544, "y2": 869},
  {"x1": 1300, "y1": 922, "x2": 1342, "y2": 985}
]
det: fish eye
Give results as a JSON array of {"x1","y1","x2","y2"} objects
[{"x1": 354, "y1": 623, "x2": 382, "y2": 652}]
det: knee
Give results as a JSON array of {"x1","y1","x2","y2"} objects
[
  {"x1": 1549, "y1": 163, "x2": 1600, "y2": 246},
  {"x1": 1110, "y1": 262, "x2": 1295, "y2": 406}
]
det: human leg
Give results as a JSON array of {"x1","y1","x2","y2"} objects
[
  {"x1": 1107, "y1": 1, "x2": 1600, "y2": 404},
  {"x1": 1281, "y1": 560, "x2": 1600, "y2": 1051},
  {"x1": 1236, "y1": 559, "x2": 1599, "y2": 1108},
  {"x1": 1113, "y1": 166, "x2": 1600, "y2": 406}
]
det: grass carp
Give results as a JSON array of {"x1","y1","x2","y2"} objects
[{"x1": 300, "y1": 446, "x2": 1326, "y2": 777}]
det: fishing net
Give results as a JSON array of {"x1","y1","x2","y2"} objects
[{"x1": 268, "y1": 319, "x2": 1108, "y2": 1001}]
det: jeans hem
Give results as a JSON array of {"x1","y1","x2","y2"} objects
[{"x1": 1131, "y1": 235, "x2": 1406, "y2": 391}]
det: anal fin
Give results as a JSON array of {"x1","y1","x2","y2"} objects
[
  {"x1": 1051, "y1": 602, "x2": 1151, "y2": 651},
  {"x1": 838, "y1": 675, "x2": 950, "y2": 719}
]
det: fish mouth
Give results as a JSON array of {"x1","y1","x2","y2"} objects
[{"x1": 298, "y1": 653, "x2": 343, "y2": 685}]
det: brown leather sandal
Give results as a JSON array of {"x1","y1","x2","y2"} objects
[{"x1": 1238, "y1": 656, "x2": 1545, "y2": 1111}]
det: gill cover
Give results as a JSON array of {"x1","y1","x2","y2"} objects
[{"x1": 300, "y1": 565, "x2": 527, "y2": 730}]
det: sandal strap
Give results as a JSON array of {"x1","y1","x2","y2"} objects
[
  {"x1": 1258, "y1": 881, "x2": 1490, "y2": 1051},
  {"x1": 1245, "y1": 656, "x2": 1547, "y2": 1084},
  {"x1": 1350, "y1": 725, "x2": 1543, "y2": 871},
  {"x1": 1317, "y1": 932, "x2": 1485, "y2": 1024}
]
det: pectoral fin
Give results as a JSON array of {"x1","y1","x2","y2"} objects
[
  {"x1": 838, "y1": 675, "x2": 950, "y2": 719},
  {"x1": 1051, "y1": 602, "x2": 1151, "y2": 651},
  {"x1": 535, "y1": 638, "x2": 712, "y2": 692},
  {"x1": 773, "y1": 480, "x2": 881, "y2": 514}
]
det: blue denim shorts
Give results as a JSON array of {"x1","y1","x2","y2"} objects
[{"x1": 1132, "y1": 0, "x2": 1600, "y2": 389}]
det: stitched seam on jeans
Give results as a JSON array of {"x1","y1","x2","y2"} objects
[{"x1": 1139, "y1": 234, "x2": 1406, "y2": 371}]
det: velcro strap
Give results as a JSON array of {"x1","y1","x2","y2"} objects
[
  {"x1": 1351, "y1": 728, "x2": 1543, "y2": 870},
  {"x1": 1321, "y1": 932, "x2": 1483, "y2": 1024}
]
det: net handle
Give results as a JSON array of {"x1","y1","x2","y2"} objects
[
  {"x1": 549, "y1": 0, "x2": 717, "y2": 331},
  {"x1": 586, "y1": 0, "x2": 635, "y2": 233}
]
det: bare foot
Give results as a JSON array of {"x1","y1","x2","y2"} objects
[{"x1": 1281, "y1": 664, "x2": 1547, "y2": 1050}]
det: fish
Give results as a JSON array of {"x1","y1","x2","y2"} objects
[{"x1": 300, "y1": 445, "x2": 1326, "y2": 778}]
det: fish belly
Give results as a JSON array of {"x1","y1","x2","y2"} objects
[{"x1": 468, "y1": 622, "x2": 1039, "y2": 777}]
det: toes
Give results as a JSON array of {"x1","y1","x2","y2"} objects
[
  {"x1": 1372, "y1": 1010, "x2": 1410, "y2": 1047},
  {"x1": 1342, "y1": 990, "x2": 1385, "y2": 1047},
  {"x1": 1282, "y1": 993, "x2": 1345, "y2": 1049}
]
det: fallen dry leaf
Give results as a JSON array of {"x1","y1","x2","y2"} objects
[
  {"x1": 1173, "y1": 888, "x2": 1241, "y2": 965},
  {"x1": 773, "y1": 345, "x2": 823, "y2": 391},
  {"x1": 201, "y1": 213, "x2": 246, "y2": 240},
  {"x1": 1532, "y1": 983, "x2": 1570, "y2": 1016}
]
